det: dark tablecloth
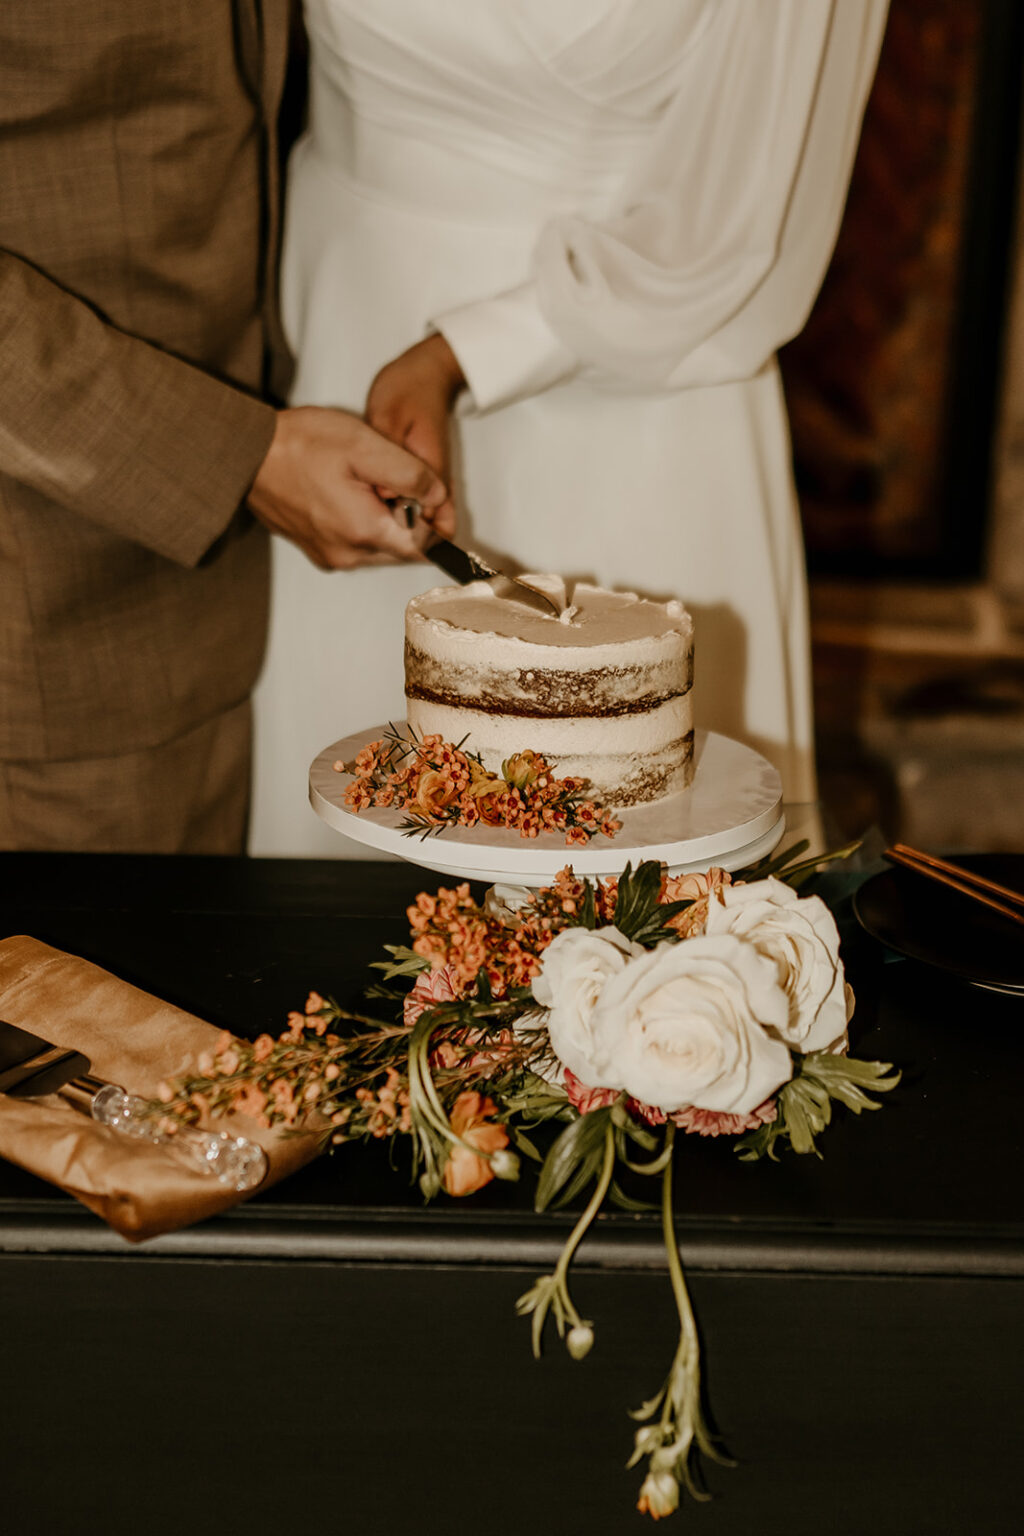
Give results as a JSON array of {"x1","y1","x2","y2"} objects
[{"x1": 0, "y1": 854, "x2": 1021, "y2": 1536}]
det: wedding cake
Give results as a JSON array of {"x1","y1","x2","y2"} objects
[{"x1": 404, "y1": 577, "x2": 694, "y2": 807}]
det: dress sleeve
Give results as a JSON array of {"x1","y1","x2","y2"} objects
[
  {"x1": 433, "y1": 0, "x2": 888, "y2": 412},
  {"x1": 0, "y1": 251, "x2": 277, "y2": 567}
]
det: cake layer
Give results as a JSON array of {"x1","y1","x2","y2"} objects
[
  {"x1": 405, "y1": 644, "x2": 690, "y2": 717},
  {"x1": 406, "y1": 579, "x2": 693, "y2": 715},
  {"x1": 406, "y1": 697, "x2": 694, "y2": 807}
]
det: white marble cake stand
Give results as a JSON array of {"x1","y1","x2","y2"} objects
[{"x1": 309, "y1": 726, "x2": 785, "y2": 887}]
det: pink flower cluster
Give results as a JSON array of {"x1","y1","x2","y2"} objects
[{"x1": 563, "y1": 1067, "x2": 778, "y2": 1138}]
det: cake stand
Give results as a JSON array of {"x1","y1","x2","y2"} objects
[{"x1": 309, "y1": 726, "x2": 785, "y2": 886}]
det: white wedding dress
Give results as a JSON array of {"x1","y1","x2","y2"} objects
[{"x1": 250, "y1": 0, "x2": 888, "y2": 857}]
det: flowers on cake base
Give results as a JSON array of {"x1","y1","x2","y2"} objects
[
  {"x1": 335, "y1": 725, "x2": 622, "y2": 844},
  {"x1": 147, "y1": 843, "x2": 897, "y2": 1521}
]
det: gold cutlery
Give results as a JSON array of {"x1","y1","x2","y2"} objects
[{"x1": 883, "y1": 843, "x2": 1024, "y2": 928}]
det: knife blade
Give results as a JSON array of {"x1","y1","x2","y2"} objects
[
  {"x1": 0, "y1": 1019, "x2": 91, "y2": 1097},
  {"x1": 389, "y1": 498, "x2": 562, "y2": 617},
  {"x1": 421, "y1": 535, "x2": 500, "y2": 587}
]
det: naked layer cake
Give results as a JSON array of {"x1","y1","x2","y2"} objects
[{"x1": 404, "y1": 576, "x2": 694, "y2": 807}]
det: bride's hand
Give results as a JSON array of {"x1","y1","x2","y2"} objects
[{"x1": 365, "y1": 334, "x2": 465, "y2": 539}]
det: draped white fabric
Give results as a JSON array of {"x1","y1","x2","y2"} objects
[{"x1": 250, "y1": 0, "x2": 888, "y2": 857}]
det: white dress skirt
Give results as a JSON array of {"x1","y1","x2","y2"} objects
[{"x1": 250, "y1": 0, "x2": 888, "y2": 857}]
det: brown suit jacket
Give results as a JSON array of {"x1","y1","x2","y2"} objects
[{"x1": 0, "y1": 2, "x2": 292, "y2": 761}]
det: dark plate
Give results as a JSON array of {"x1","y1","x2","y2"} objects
[{"x1": 853, "y1": 853, "x2": 1024, "y2": 991}]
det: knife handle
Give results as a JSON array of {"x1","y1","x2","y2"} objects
[
  {"x1": 65, "y1": 1077, "x2": 268, "y2": 1193},
  {"x1": 389, "y1": 497, "x2": 421, "y2": 529}
]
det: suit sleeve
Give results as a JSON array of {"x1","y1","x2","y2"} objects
[
  {"x1": 0, "y1": 251, "x2": 277, "y2": 567},
  {"x1": 433, "y1": 0, "x2": 888, "y2": 411}
]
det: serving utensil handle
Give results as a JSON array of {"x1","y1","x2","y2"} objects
[
  {"x1": 64, "y1": 1076, "x2": 267, "y2": 1193},
  {"x1": 883, "y1": 845, "x2": 1024, "y2": 927}
]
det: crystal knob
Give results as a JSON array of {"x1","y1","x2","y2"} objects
[{"x1": 89, "y1": 1083, "x2": 268, "y2": 1193}]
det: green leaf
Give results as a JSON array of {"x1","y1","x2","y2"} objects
[
  {"x1": 615, "y1": 1131, "x2": 674, "y2": 1177},
  {"x1": 608, "y1": 1178, "x2": 659, "y2": 1213},
  {"x1": 500, "y1": 1083, "x2": 571, "y2": 1123},
  {"x1": 369, "y1": 944, "x2": 431, "y2": 979},
  {"x1": 535, "y1": 1106, "x2": 612, "y2": 1213},
  {"x1": 733, "y1": 836, "x2": 862, "y2": 890},
  {"x1": 739, "y1": 1052, "x2": 900, "y2": 1161},
  {"x1": 531, "y1": 1300, "x2": 549, "y2": 1358},
  {"x1": 398, "y1": 815, "x2": 447, "y2": 841},
  {"x1": 801, "y1": 1050, "x2": 901, "y2": 1089},
  {"x1": 733, "y1": 838, "x2": 810, "y2": 882},
  {"x1": 631, "y1": 908, "x2": 689, "y2": 948},
  {"x1": 611, "y1": 1098, "x2": 659, "y2": 1150},
  {"x1": 782, "y1": 838, "x2": 863, "y2": 890},
  {"x1": 613, "y1": 860, "x2": 687, "y2": 947},
  {"x1": 629, "y1": 1389, "x2": 668, "y2": 1422},
  {"x1": 777, "y1": 1082, "x2": 823, "y2": 1156},
  {"x1": 548, "y1": 1142, "x2": 610, "y2": 1209},
  {"x1": 515, "y1": 1275, "x2": 557, "y2": 1359},
  {"x1": 734, "y1": 1121, "x2": 782, "y2": 1161},
  {"x1": 577, "y1": 881, "x2": 598, "y2": 930},
  {"x1": 611, "y1": 860, "x2": 650, "y2": 931},
  {"x1": 512, "y1": 1128, "x2": 545, "y2": 1163}
]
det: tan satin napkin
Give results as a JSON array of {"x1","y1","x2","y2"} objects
[{"x1": 0, "y1": 935, "x2": 323, "y2": 1242}]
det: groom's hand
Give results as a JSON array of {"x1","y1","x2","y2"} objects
[{"x1": 247, "y1": 406, "x2": 449, "y2": 570}]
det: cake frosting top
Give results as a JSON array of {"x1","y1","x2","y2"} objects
[{"x1": 407, "y1": 577, "x2": 692, "y2": 656}]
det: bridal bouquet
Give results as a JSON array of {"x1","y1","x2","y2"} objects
[{"x1": 148, "y1": 846, "x2": 897, "y2": 1521}]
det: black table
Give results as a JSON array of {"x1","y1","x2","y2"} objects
[{"x1": 1, "y1": 854, "x2": 1021, "y2": 1536}]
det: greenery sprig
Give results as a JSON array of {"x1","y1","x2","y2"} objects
[{"x1": 736, "y1": 1050, "x2": 901, "y2": 1161}]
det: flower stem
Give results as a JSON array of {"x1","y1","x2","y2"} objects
[
  {"x1": 660, "y1": 1130, "x2": 731, "y2": 1467},
  {"x1": 557, "y1": 1122, "x2": 616, "y2": 1289},
  {"x1": 549, "y1": 1122, "x2": 616, "y2": 1333},
  {"x1": 661, "y1": 1131, "x2": 699, "y2": 1383},
  {"x1": 519, "y1": 1121, "x2": 618, "y2": 1358}
]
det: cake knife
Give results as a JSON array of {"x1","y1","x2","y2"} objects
[
  {"x1": 389, "y1": 498, "x2": 563, "y2": 617},
  {"x1": 0, "y1": 1018, "x2": 267, "y2": 1191}
]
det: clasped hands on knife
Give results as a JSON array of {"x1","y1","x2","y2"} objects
[{"x1": 247, "y1": 332, "x2": 464, "y2": 572}]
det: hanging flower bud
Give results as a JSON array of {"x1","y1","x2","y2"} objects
[{"x1": 566, "y1": 1324, "x2": 594, "y2": 1361}]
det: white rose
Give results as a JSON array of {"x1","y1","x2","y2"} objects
[
  {"x1": 589, "y1": 935, "x2": 793, "y2": 1115},
  {"x1": 532, "y1": 926, "x2": 644, "y2": 1088},
  {"x1": 704, "y1": 876, "x2": 852, "y2": 1054}
]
